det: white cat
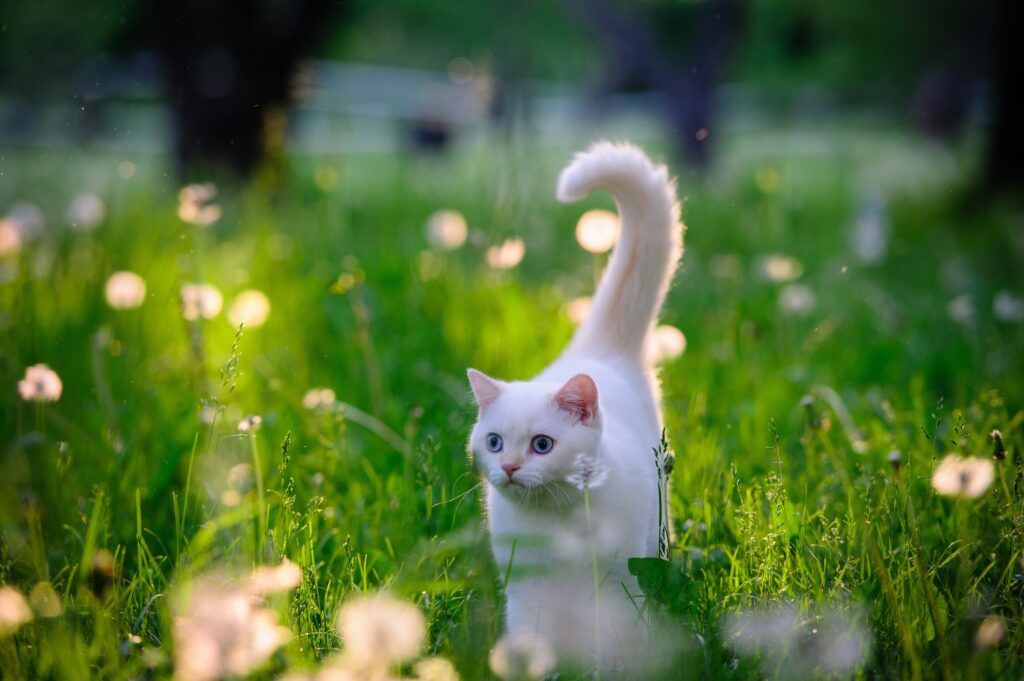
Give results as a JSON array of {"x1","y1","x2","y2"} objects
[{"x1": 466, "y1": 142, "x2": 683, "y2": 662}]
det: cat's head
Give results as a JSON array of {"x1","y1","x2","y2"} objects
[{"x1": 466, "y1": 369, "x2": 602, "y2": 501}]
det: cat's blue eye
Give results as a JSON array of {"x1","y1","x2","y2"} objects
[
  {"x1": 485, "y1": 433, "x2": 503, "y2": 452},
  {"x1": 530, "y1": 435, "x2": 554, "y2": 454}
]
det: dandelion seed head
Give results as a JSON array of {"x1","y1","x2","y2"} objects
[
  {"x1": 852, "y1": 191, "x2": 889, "y2": 265},
  {"x1": 486, "y1": 238, "x2": 525, "y2": 270},
  {"x1": 178, "y1": 183, "x2": 221, "y2": 227},
  {"x1": 931, "y1": 455, "x2": 994, "y2": 499},
  {"x1": 565, "y1": 452, "x2": 610, "y2": 490},
  {"x1": 489, "y1": 631, "x2": 556, "y2": 680},
  {"x1": 0, "y1": 586, "x2": 32, "y2": 637},
  {"x1": 975, "y1": 616, "x2": 1005, "y2": 648},
  {"x1": 303, "y1": 388, "x2": 337, "y2": 411},
  {"x1": 564, "y1": 296, "x2": 591, "y2": 325},
  {"x1": 0, "y1": 219, "x2": 21, "y2": 257},
  {"x1": 66, "y1": 192, "x2": 105, "y2": 231},
  {"x1": 575, "y1": 209, "x2": 619, "y2": 254},
  {"x1": 757, "y1": 254, "x2": 803, "y2": 283},
  {"x1": 6, "y1": 202, "x2": 44, "y2": 240},
  {"x1": 779, "y1": 283, "x2": 816, "y2": 316},
  {"x1": 247, "y1": 558, "x2": 303, "y2": 595},
  {"x1": 18, "y1": 364, "x2": 63, "y2": 402},
  {"x1": 336, "y1": 593, "x2": 425, "y2": 670},
  {"x1": 426, "y1": 210, "x2": 468, "y2": 250},
  {"x1": 105, "y1": 271, "x2": 147, "y2": 309},
  {"x1": 724, "y1": 604, "x2": 801, "y2": 653},
  {"x1": 724, "y1": 603, "x2": 871, "y2": 678},
  {"x1": 993, "y1": 290, "x2": 1024, "y2": 322},
  {"x1": 172, "y1": 577, "x2": 291, "y2": 681},
  {"x1": 179, "y1": 184, "x2": 217, "y2": 206},
  {"x1": 227, "y1": 290, "x2": 270, "y2": 328},
  {"x1": 647, "y1": 324, "x2": 687, "y2": 363},
  {"x1": 947, "y1": 295, "x2": 974, "y2": 326},
  {"x1": 181, "y1": 283, "x2": 223, "y2": 320},
  {"x1": 238, "y1": 415, "x2": 262, "y2": 433},
  {"x1": 227, "y1": 463, "x2": 254, "y2": 491}
]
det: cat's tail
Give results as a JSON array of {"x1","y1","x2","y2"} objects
[{"x1": 557, "y1": 141, "x2": 683, "y2": 360}]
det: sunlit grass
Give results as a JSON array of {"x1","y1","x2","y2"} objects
[{"x1": 0, "y1": 124, "x2": 1022, "y2": 679}]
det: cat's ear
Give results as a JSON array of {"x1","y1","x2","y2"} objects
[
  {"x1": 555, "y1": 373, "x2": 599, "y2": 425},
  {"x1": 467, "y1": 369, "x2": 503, "y2": 410}
]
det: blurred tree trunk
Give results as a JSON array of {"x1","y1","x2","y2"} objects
[
  {"x1": 565, "y1": 0, "x2": 742, "y2": 167},
  {"x1": 986, "y1": 0, "x2": 1023, "y2": 189},
  {"x1": 152, "y1": 0, "x2": 342, "y2": 179}
]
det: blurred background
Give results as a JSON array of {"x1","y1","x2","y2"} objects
[{"x1": 1, "y1": 0, "x2": 1020, "y2": 185}]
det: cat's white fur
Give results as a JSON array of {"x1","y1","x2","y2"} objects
[{"x1": 467, "y1": 142, "x2": 683, "y2": 656}]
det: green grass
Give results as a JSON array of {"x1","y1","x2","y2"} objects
[{"x1": 0, "y1": 124, "x2": 1022, "y2": 680}]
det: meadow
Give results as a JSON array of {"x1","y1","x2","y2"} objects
[{"x1": 0, "y1": 123, "x2": 1022, "y2": 680}]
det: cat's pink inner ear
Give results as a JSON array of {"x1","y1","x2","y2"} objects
[
  {"x1": 555, "y1": 373, "x2": 599, "y2": 424},
  {"x1": 468, "y1": 369, "x2": 503, "y2": 410}
]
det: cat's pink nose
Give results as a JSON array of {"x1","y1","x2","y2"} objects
[{"x1": 501, "y1": 463, "x2": 520, "y2": 479}]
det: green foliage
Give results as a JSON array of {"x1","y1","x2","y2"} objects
[{"x1": 0, "y1": 124, "x2": 1022, "y2": 679}]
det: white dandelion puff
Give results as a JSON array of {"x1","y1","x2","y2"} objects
[
  {"x1": 851, "y1": 190, "x2": 889, "y2": 265},
  {"x1": 178, "y1": 183, "x2": 222, "y2": 227},
  {"x1": 247, "y1": 558, "x2": 303, "y2": 595},
  {"x1": 221, "y1": 490, "x2": 242, "y2": 507},
  {"x1": 931, "y1": 455, "x2": 994, "y2": 499},
  {"x1": 485, "y1": 238, "x2": 525, "y2": 270},
  {"x1": 336, "y1": 592, "x2": 425, "y2": 671},
  {"x1": 0, "y1": 586, "x2": 33, "y2": 637},
  {"x1": 172, "y1": 578, "x2": 291, "y2": 681},
  {"x1": 238, "y1": 415, "x2": 262, "y2": 433},
  {"x1": 105, "y1": 271, "x2": 147, "y2": 309},
  {"x1": 227, "y1": 463, "x2": 254, "y2": 492},
  {"x1": 66, "y1": 192, "x2": 105, "y2": 231},
  {"x1": 181, "y1": 283, "x2": 223, "y2": 321},
  {"x1": 227, "y1": 290, "x2": 271, "y2": 328},
  {"x1": 302, "y1": 388, "x2": 337, "y2": 411},
  {"x1": 647, "y1": 324, "x2": 687, "y2": 363},
  {"x1": 724, "y1": 603, "x2": 801, "y2": 653},
  {"x1": 565, "y1": 453, "x2": 610, "y2": 490},
  {"x1": 6, "y1": 202, "x2": 45, "y2": 240},
  {"x1": 489, "y1": 631, "x2": 556, "y2": 680},
  {"x1": 564, "y1": 296, "x2": 591, "y2": 325},
  {"x1": 18, "y1": 364, "x2": 63, "y2": 402},
  {"x1": 779, "y1": 283, "x2": 816, "y2": 316},
  {"x1": 947, "y1": 295, "x2": 974, "y2": 326},
  {"x1": 199, "y1": 406, "x2": 219, "y2": 425},
  {"x1": 724, "y1": 603, "x2": 871, "y2": 678},
  {"x1": 757, "y1": 254, "x2": 803, "y2": 283},
  {"x1": 0, "y1": 219, "x2": 21, "y2": 257},
  {"x1": 426, "y1": 210, "x2": 468, "y2": 250},
  {"x1": 975, "y1": 616, "x2": 1005, "y2": 649},
  {"x1": 993, "y1": 290, "x2": 1024, "y2": 322},
  {"x1": 575, "y1": 209, "x2": 619, "y2": 254}
]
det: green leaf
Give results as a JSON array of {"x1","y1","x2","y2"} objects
[{"x1": 627, "y1": 557, "x2": 699, "y2": 616}]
